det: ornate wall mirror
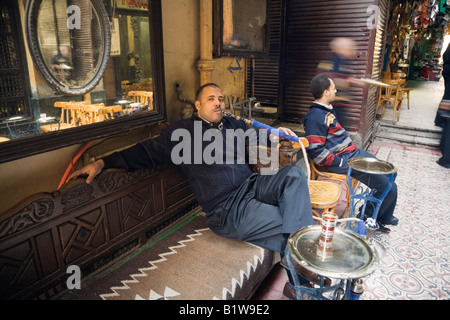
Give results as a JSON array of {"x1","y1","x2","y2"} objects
[
  {"x1": 0, "y1": 0, "x2": 166, "y2": 163},
  {"x1": 26, "y1": 0, "x2": 111, "y2": 95}
]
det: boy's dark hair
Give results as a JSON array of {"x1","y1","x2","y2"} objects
[
  {"x1": 195, "y1": 83, "x2": 221, "y2": 101},
  {"x1": 310, "y1": 74, "x2": 332, "y2": 100}
]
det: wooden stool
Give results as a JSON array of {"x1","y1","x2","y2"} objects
[
  {"x1": 281, "y1": 139, "x2": 344, "y2": 218},
  {"x1": 309, "y1": 159, "x2": 358, "y2": 218},
  {"x1": 308, "y1": 180, "x2": 342, "y2": 218}
]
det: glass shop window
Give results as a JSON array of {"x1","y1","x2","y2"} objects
[
  {"x1": 214, "y1": 0, "x2": 268, "y2": 58},
  {"x1": 1, "y1": 0, "x2": 156, "y2": 142},
  {"x1": 115, "y1": 13, "x2": 153, "y2": 97}
]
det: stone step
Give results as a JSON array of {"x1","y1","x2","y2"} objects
[
  {"x1": 375, "y1": 130, "x2": 440, "y2": 148},
  {"x1": 377, "y1": 126, "x2": 442, "y2": 141},
  {"x1": 375, "y1": 119, "x2": 442, "y2": 148},
  {"x1": 375, "y1": 120, "x2": 441, "y2": 147},
  {"x1": 377, "y1": 120, "x2": 442, "y2": 136}
]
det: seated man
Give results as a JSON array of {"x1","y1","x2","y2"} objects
[
  {"x1": 316, "y1": 37, "x2": 364, "y2": 129},
  {"x1": 302, "y1": 74, "x2": 399, "y2": 232},
  {"x1": 69, "y1": 83, "x2": 315, "y2": 298}
]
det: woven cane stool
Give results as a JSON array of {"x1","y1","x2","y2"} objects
[
  {"x1": 280, "y1": 139, "x2": 342, "y2": 218},
  {"x1": 308, "y1": 180, "x2": 342, "y2": 218}
]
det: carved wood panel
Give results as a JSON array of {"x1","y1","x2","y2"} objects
[{"x1": 0, "y1": 165, "x2": 195, "y2": 299}]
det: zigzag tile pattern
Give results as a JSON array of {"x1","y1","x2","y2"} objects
[{"x1": 99, "y1": 227, "x2": 266, "y2": 300}]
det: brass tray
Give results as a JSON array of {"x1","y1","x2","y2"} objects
[
  {"x1": 347, "y1": 157, "x2": 397, "y2": 175},
  {"x1": 287, "y1": 226, "x2": 379, "y2": 279}
]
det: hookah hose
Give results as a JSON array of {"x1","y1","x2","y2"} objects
[
  {"x1": 221, "y1": 110, "x2": 312, "y2": 180},
  {"x1": 58, "y1": 140, "x2": 94, "y2": 189},
  {"x1": 221, "y1": 111, "x2": 301, "y2": 143}
]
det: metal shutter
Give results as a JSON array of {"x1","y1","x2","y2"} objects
[
  {"x1": 279, "y1": 0, "x2": 390, "y2": 147},
  {"x1": 246, "y1": 0, "x2": 283, "y2": 106},
  {"x1": 363, "y1": 0, "x2": 390, "y2": 147}
]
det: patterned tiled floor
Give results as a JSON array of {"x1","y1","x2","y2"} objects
[
  {"x1": 253, "y1": 142, "x2": 450, "y2": 300},
  {"x1": 361, "y1": 144, "x2": 450, "y2": 300},
  {"x1": 253, "y1": 79, "x2": 450, "y2": 300}
]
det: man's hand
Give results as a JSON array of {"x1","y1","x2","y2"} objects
[
  {"x1": 278, "y1": 127, "x2": 297, "y2": 138},
  {"x1": 269, "y1": 127, "x2": 298, "y2": 142},
  {"x1": 67, "y1": 159, "x2": 105, "y2": 184}
]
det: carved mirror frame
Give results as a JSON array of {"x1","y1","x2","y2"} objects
[
  {"x1": 25, "y1": 0, "x2": 111, "y2": 96},
  {"x1": 0, "y1": 0, "x2": 166, "y2": 164}
]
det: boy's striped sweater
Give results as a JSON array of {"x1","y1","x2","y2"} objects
[{"x1": 302, "y1": 102, "x2": 356, "y2": 168}]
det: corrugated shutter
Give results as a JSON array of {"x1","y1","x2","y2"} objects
[
  {"x1": 363, "y1": 0, "x2": 390, "y2": 147},
  {"x1": 246, "y1": 0, "x2": 282, "y2": 106},
  {"x1": 279, "y1": 0, "x2": 389, "y2": 147}
]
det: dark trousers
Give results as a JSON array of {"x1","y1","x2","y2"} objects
[
  {"x1": 326, "y1": 148, "x2": 398, "y2": 224},
  {"x1": 435, "y1": 110, "x2": 450, "y2": 168},
  {"x1": 205, "y1": 166, "x2": 314, "y2": 253},
  {"x1": 443, "y1": 72, "x2": 450, "y2": 100}
]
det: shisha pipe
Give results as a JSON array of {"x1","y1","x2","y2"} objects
[
  {"x1": 221, "y1": 110, "x2": 301, "y2": 143},
  {"x1": 221, "y1": 110, "x2": 311, "y2": 182}
]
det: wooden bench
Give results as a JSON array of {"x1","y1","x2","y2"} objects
[{"x1": 0, "y1": 163, "x2": 274, "y2": 300}]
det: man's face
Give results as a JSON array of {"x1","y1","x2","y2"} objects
[
  {"x1": 326, "y1": 79, "x2": 337, "y2": 103},
  {"x1": 61, "y1": 46, "x2": 70, "y2": 57},
  {"x1": 195, "y1": 85, "x2": 225, "y2": 123},
  {"x1": 341, "y1": 46, "x2": 356, "y2": 59}
]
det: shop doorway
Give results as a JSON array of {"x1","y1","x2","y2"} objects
[{"x1": 375, "y1": 0, "x2": 447, "y2": 143}]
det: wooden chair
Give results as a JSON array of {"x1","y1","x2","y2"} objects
[
  {"x1": 391, "y1": 72, "x2": 410, "y2": 110},
  {"x1": 56, "y1": 101, "x2": 86, "y2": 127},
  {"x1": 376, "y1": 72, "x2": 391, "y2": 111},
  {"x1": 80, "y1": 104, "x2": 104, "y2": 124},
  {"x1": 121, "y1": 80, "x2": 130, "y2": 98},
  {"x1": 40, "y1": 101, "x2": 86, "y2": 132},
  {"x1": 381, "y1": 71, "x2": 391, "y2": 80},
  {"x1": 309, "y1": 159, "x2": 358, "y2": 218},
  {"x1": 376, "y1": 78, "x2": 403, "y2": 124},
  {"x1": 63, "y1": 102, "x2": 85, "y2": 126},
  {"x1": 103, "y1": 105, "x2": 123, "y2": 119},
  {"x1": 127, "y1": 91, "x2": 154, "y2": 114},
  {"x1": 40, "y1": 101, "x2": 65, "y2": 132},
  {"x1": 128, "y1": 91, "x2": 148, "y2": 103},
  {"x1": 143, "y1": 91, "x2": 154, "y2": 110}
]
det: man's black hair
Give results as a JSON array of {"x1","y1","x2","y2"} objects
[
  {"x1": 195, "y1": 83, "x2": 221, "y2": 101},
  {"x1": 310, "y1": 74, "x2": 332, "y2": 100}
]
